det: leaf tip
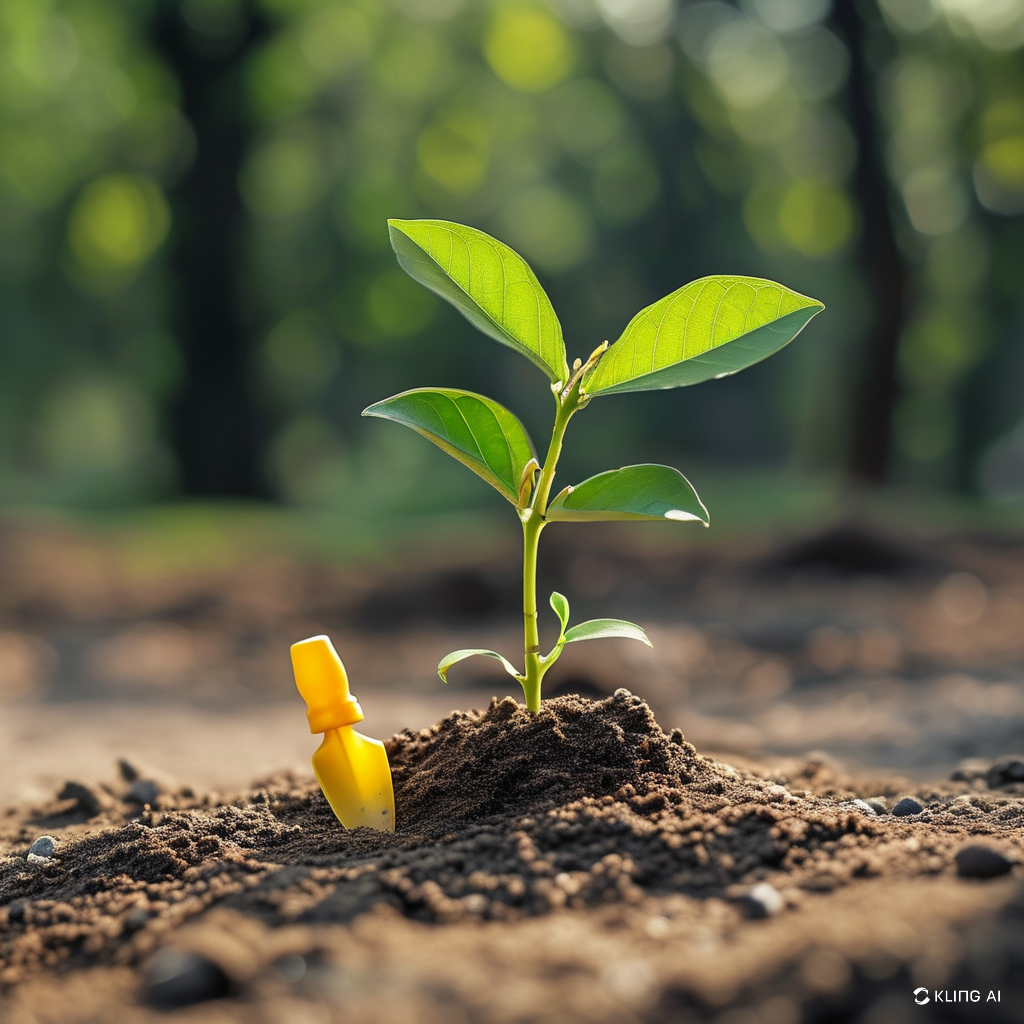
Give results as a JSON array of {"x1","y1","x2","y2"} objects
[{"x1": 361, "y1": 399, "x2": 390, "y2": 419}]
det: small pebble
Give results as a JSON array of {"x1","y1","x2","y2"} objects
[
  {"x1": 985, "y1": 757, "x2": 1024, "y2": 789},
  {"x1": 892, "y1": 797, "x2": 923, "y2": 817},
  {"x1": 127, "y1": 779, "x2": 160, "y2": 805},
  {"x1": 144, "y1": 948, "x2": 230, "y2": 1009},
  {"x1": 734, "y1": 882, "x2": 784, "y2": 919},
  {"x1": 7, "y1": 900, "x2": 27, "y2": 923},
  {"x1": 124, "y1": 908, "x2": 152, "y2": 933},
  {"x1": 27, "y1": 836, "x2": 57, "y2": 863},
  {"x1": 955, "y1": 845, "x2": 1015, "y2": 880},
  {"x1": 848, "y1": 799, "x2": 877, "y2": 815},
  {"x1": 274, "y1": 954, "x2": 307, "y2": 984},
  {"x1": 865, "y1": 798, "x2": 888, "y2": 815}
]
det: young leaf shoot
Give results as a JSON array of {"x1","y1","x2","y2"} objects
[{"x1": 364, "y1": 219, "x2": 824, "y2": 712}]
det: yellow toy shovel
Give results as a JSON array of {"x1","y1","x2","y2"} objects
[{"x1": 291, "y1": 635, "x2": 395, "y2": 832}]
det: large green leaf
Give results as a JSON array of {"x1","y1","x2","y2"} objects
[
  {"x1": 438, "y1": 648, "x2": 521, "y2": 683},
  {"x1": 362, "y1": 388, "x2": 536, "y2": 505},
  {"x1": 546, "y1": 464, "x2": 709, "y2": 524},
  {"x1": 563, "y1": 619, "x2": 652, "y2": 646},
  {"x1": 388, "y1": 219, "x2": 569, "y2": 384},
  {"x1": 581, "y1": 276, "x2": 824, "y2": 397}
]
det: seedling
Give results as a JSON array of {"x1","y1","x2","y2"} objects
[{"x1": 364, "y1": 220, "x2": 824, "y2": 712}]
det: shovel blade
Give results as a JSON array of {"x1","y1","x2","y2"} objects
[{"x1": 312, "y1": 726, "x2": 395, "y2": 832}]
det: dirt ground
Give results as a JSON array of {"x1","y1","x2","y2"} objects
[{"x1": 2, "y1": 515, "x2": 1024, "y2": 1022}]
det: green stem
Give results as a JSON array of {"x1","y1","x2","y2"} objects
[
  {"x1": 520, "y1": 515, "x2": 543, "y2": 712},
  {"x1": 520, "y1": 388, "x2": 580, "y2": 713}
]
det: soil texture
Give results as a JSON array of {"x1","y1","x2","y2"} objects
[{"x1": 2, "y1": 692, "x2": 1024, "y2": 1023}]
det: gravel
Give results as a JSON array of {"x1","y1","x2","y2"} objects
[
  {"x1": 985, "y1": 757, "x2": 1024, "y2": 789},
  {"x1": 26, "y1": 836, "x2": 57, "y2": 863},
  {"x1": 954, "y1": 845, "x2": 1015, "y2": 880},
  {"x1": 892, "y1": 797, "x2": 924, "y2": 817},
  {"x1": 57, "y1": 781, "x2": 111, "y2": 817},
  {"x1": 144, "y1": 948, "x2": 231, "y2": 1009},
  {"x1": 734, "y1": 882, "x2": 785, "y2": 918}
]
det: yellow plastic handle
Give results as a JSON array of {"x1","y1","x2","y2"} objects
[{"x1": 291, "y1": 635, "x2": 365, "y2": 734}]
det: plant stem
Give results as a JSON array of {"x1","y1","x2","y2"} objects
[{"x1": 520, "y1": 388, "x2": 579, "y2": 712}]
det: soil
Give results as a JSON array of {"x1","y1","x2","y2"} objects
[
  {"x1": 2, "y1": 692, "x2": 1024, "y2": 1023},
  {"x1": 3, "y1": 516, "x2": 1024, "y2": 1022}
]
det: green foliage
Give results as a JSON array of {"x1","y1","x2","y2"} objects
[
  {"x1": 563, "y1": 619, "x2": 652, "y2": 646},
  {"x1": 365, "y1": 220, "x2": 823, "y2": 711},
  {"x1": 546, "y1": 464, "x2": 709, "y2": 523},
  {"x1": 581, "y1": 278, "x2": 824, "y2": 396},
  {"x1": 549, "y1": 591, "x2": 570, "y2": 635},
  {"x1": 362, "y1": 388, "x2": 536, "y2": 506},
  {"x1": 388, "y1": 219, "x2": 569, "y2": 384},
  {"x1": 2, "y1": 0, "x2": 1016, "y2": 505},
  {"x1": 438, "y1": 648, "x2": 520, "y2": 684}
]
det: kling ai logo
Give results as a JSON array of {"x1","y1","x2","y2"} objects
[{"x1": 914, "y1": 988, "x2": 1002, "y2": 1005}]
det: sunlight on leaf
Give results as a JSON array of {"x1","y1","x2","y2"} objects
[
  {"x1": 388, "y1": 219, "x2": 569, "y2": 382},
  {"x1": 581, "y1": 275, "x2": 823, "y2": 396},
  {"x1": 562, "y1": 618, "x2": 652, "y2": 646}
]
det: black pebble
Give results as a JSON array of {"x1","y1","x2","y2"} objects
[
  {"x1": 58, "y1": 781, "x2": 109, "y2": 817},
  {"x1": 985, "y1": 757, "x2": 1024, "y2": 789},
  {"x1": 955, "y1": 845, "x2": 1014, "y2": 880},
  {"x1": 144, "y1": 948, "x2": 231, "y2": 1008},
  {"x1": 892, "y1": 797, "x2": 923, "y2": 817},
  {"x1": 27, "y1": 835, "x2": 57, "y2": 860},
  {"x1": 124, "y1": 908, "x2": 151, "y2": 933},
  {"x1": 128, "y1": 779, "x2": 160, "y2": 805}
]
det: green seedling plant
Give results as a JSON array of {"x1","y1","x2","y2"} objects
[{"x1": 364, "y1": 220, "x2": 824, "y2": 713}]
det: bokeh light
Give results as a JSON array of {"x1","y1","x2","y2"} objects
[
  {"x1": 484, "y1": 4, "x2": 575, "y2": 93},
  {"x1": 67, "y1": 173, "x2": 170, "y2": 276}
]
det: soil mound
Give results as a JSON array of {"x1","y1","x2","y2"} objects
[{"x1": 389, "y1": 689, "x2": 706, "y2": 831}]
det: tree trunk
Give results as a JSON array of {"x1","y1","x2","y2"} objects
[
  {"x1": 152, "y1": 0, "x2": 268, "y2": 497},
  {"x1": 831, "y1": 0, "x2": 909, "y2": 484}
]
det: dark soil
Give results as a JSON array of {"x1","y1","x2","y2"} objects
[{"x1": 3, "y1": 692, "x2": 1024, "y2": 1023}]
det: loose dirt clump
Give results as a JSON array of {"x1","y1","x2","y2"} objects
[{"x1": 2, "y1": 692, "x2": 1024, "y2": 1023}]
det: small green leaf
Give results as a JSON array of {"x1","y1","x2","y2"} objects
[
  {"x1": 363, "y1": 388, "x2": 536, "y2": 505},
  {"x1": 563, "y1": 619, "x2": 652, "y2": 647},
  {"x1": 581, "y1": 276, "x2": 824, "y2": 397},
  {"x1": 438, "y1": 648, "x2": 521, "y2": 683},
  {"x1": 549, "y1": 591, "x2": 570, "y2": 637},
  {"x1": 546, "y1": 464, "x2": 709, "y2": 524},
  {"x1": 388, "y1": 219, "x2": 569, "y2": 384}
]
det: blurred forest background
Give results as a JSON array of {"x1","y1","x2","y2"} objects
[{"x1": 2, "y1": 0, "x2": 1024, "y2": 524}]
